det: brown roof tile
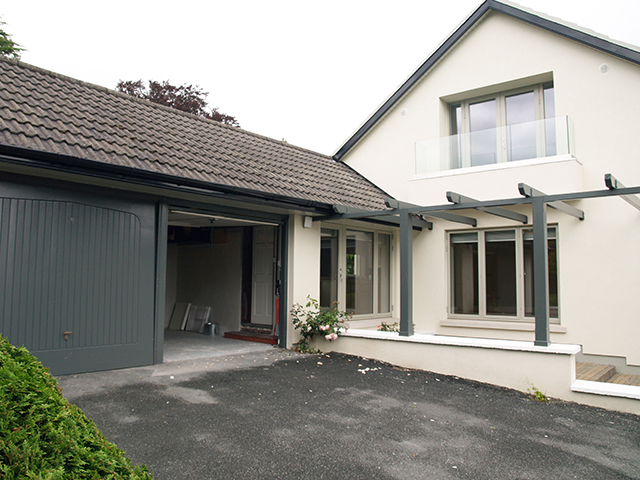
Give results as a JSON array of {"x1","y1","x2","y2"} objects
[{"x1": 0, "y1": 58, "x2": 389, "y2": 211}]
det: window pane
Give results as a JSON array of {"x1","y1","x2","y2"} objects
[
  {"x1": 320, "y1": 228, "x2": 339, "y2": 308},
  {"x1": 346, "y1": 230, "x2": 373, "y2": 315},
  {"x1": 506, "y1": 91, "x2": 536, "y2": 161},
  {"x1": 469, "y1": 99, "x2": 497, "y2": 166},
  {"x1": 485, "y1": 231, "x2": 517, "y2": 316},
  {"x1": 451, "y1": 233, "x2": 478, "y2": 314},
  {"x1": 523, "y1": 228, "x2": 558, "y2": 318},
  {"x1": 377, "y1": 233, "x2": 391, "y2": 314},
  {"x1": 485, "y1": 230, "x2": 516, "y2": 242},
  {"x1": 544, "y1": 85, "x2": 556, "y2": 156},
  {"x1": 450, "y1": 104, "x2": 463, "y2": 169}
]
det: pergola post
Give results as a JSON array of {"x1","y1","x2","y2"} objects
[
  {"x1": 532, "y1": 196, "x2": 550, "y2": 346},
  {"x1": 399, "y1": 211, "x2": 414, "y2": 336}
]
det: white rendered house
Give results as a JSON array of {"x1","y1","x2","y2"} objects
[
  {"x1": 1, "y1": 0, "x2": 639, "y2": 415},
  {"x1": 314, "y1": 0, "x2": 640, "y2": 413}
]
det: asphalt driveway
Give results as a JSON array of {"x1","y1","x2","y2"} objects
[{"x1": 57, "y1": 349, "x2": 640, "y2": 480}]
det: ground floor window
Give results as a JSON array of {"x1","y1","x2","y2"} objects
[
  {"x1": 450, "y1": 227, "x2": 558, "y2": 320},
  {"x1": 321, "y1": 225, "x2": 392, "y2": 316}
]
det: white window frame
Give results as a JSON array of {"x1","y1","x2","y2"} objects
[
  {"x1": 321, "y1": 222, "x2": 394, "y2": 319},
  {"x1": 447, "y1": 226, "x2": 559, "y2": 323}
]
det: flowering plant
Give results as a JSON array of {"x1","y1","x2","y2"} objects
[
  {"x1": 291, "y1": 296, "x2": 351, "y2": 353},
  {"x1": 377, "y1": 321, "x2": 399, "y2": 332}
]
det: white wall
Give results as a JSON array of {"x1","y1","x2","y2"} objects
[
  {"x1": 286, "y1": 214, "x2": 321, "y2": 346},
  {"x1": 315, "y1": 333, "x2": 640, "y2": 415},
  {"x1": 170, "y1": 228, "x2": 244, "y2": 334},
  {"x1": 341, "y1": 12, "x2": 640, "y2": 366}
]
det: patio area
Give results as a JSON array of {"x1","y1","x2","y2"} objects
[{"x1": 163, "y1": 330, "x2": 274, "y2": 362}]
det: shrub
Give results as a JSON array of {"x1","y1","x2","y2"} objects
[
  {"x1": 377, "y1": 322, "x2": 400, "y2": 332},
  {"x1": 291, "y1": 297, "x2": 351, "y2": 353},
  {"x1": 0, "y1": 335, "x2": 152, "y2": 479}
]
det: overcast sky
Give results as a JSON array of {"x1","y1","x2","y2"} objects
[{"x1": 3, "y1": 0, "x2": 640, "y2": 156}]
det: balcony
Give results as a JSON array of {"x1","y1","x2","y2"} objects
[{"x1": 416, "y1": 116, "x2": 575, "y2": 175}]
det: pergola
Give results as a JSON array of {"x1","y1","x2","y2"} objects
[{"x1": 317, "y1": 173, "x2": 640, "y2": 346}]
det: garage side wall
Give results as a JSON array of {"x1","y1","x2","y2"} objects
[
  {"x1": 0, "y1": 177, "x2": 157, "y2": 375},
  {"x1": 173, "y1": 228, "x2": 243, "y2": 335}
]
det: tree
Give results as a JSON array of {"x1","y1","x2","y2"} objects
[
  {"x1": 0, "y1": 18, "x2": 24, "y2": 59},
  {"x1": 116, "y1": 79, "x2": 239, "y2": 126}
]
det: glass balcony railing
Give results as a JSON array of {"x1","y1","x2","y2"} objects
[{"x1": 415, "y1": 116, "x2": 574, "y2": 175}]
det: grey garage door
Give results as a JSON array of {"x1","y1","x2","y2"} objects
[{"x1": 0, "y1": 179, "x2": 157, "y2": 374}]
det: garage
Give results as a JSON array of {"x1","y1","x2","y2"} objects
[
  {"x1": 0, "y1": 176, "x2": 157, "y2": 375},
  {"x1": 0, "y1": 57, "x2": 389, "y2": 375},
  {"x1": 0, "y1": 175, "x2": 290, "y2": 375},
  {"x1": 163, "y1": 208, "x2": 287, "y2": 353}
]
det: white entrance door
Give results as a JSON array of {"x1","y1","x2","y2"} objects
[{"x1": 251, "y1": 226, "x2": 275, "y2": 325}]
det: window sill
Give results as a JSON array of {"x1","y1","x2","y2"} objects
[
  {"x1": 342, "y1": 329, "x2": 579, "y2": 355},
  {"x1": 412, "y1": 154, "x2": 579, "y2": 180},
  {"x1": 441, "y1": 318, "x2": 566, "y2": 333},
  {"x1": 348, "y1": 316, "x2": 396, "y2": 329}
]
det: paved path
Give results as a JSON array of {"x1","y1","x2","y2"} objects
[{"x1": 58, "y1": 350, "x2": 640, "y2": 480}]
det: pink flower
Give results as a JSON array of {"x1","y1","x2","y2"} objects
[
  {"x1": 320, "y1": 325, "x2": 330, "y2": 331},
  {"x1": 325, "y1": 333, "x2": 339, "y2": 341}
]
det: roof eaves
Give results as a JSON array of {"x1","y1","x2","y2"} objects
[
  {"x1": 333, "y1": 0, "x2": 640, "y2": 162},
  {"x1": 0, "y1": 143, "x2": 336, "y2": 213}
]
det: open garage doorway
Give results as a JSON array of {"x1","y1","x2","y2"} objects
[{"x1": 163, "y1": 208, "x2": 285, "y2": 361}]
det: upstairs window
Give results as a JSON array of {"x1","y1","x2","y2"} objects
[
  {"x1": 415, "y1": 82, "x2": 572, "y2": 174},
  {"x1": 450, "y1": 83, "x2": 555, "y2": 168}
]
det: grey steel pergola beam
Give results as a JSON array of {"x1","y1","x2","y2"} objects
[
  {"x1": 374, "y1": 216, "x2": 432, "y2": 230},
  {"x1": 423, "y1": 211, "x2": 477, "y2": 226},
  {"x1": 326, "y1": 204, "x2": 432, "y2": 230},
  {"x1": 518, "y1": 183, "x2": 585, "y2": 220},
  {"x1": 332, "y1": 204, "x2": 363, "y2": 215},
  {"x1": 384, "y1": 197, "x2": 433, "y2": 230},
  {"x1": 605, "y1": 173, "x2": 640, "y2": 211},
  {"x1": 384, "y1": 198, "x2": 410, "y2": 209},
  {"x1": 385, "y1": 198, "x2": 476, "y2": 226},
  {"x1": 447, "y1": 191, "x2": 528, "y2": 224},
  {"x1": 319, "y1": 183, "x2": 640, "y2": 344},
  {"x1": 317, "y1": 187, "x2": 640, "y2": 223}
]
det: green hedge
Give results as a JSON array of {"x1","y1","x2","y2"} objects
[{"x1": 0, "y1": 335, "x2": 152, "y2": 479}]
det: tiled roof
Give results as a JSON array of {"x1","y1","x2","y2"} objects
[{"x1": 0, "y1": 58, "x2": 389, "y2": 211}]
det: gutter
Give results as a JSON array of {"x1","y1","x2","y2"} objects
[{"x1": 0, "y1": 144, "x2": 337, "y2": 215}]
